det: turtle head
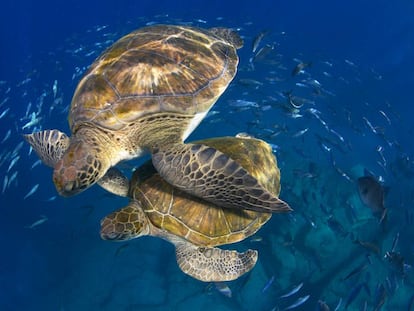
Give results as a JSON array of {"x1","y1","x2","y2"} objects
[
  {"x1": 100, "y1": 202, "x2": 149, "y2": 241},
  {"x1": 53, "y1": 136, "x2": 109, "y2": 196}
]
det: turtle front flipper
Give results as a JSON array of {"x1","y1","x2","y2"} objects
[
  {"x1": 24, "y1": 130, "x2": 70, "y2": 168},
  {"x1": 152, "y1": 143, "x2": 292, "y2": 213},
  {"x1": 175, "y1": 241, "x2": 258, "y2": 282},
  {"x1": 97, "y1": 167, "x2": 130, "y2": 197}
]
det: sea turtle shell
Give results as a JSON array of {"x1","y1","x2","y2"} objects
[
  {"x1": 69, "y1": 24, "x2": 242, "y2": 131},
  {"x1": 128, "y1": 136, "x2": 279, "y2": 247}
]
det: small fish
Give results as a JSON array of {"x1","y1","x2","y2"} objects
[
  {"x1": 195, "y1": 18, "x2": 207, "y2": 24},
  {"x1": 341, "y1": 262, "x2": 369, "y2": 281},
  {"x1": 292, "y1": 128, "x2": 309, "y2": 138},
  {"x1": 333, "y1": 298, "x2": 342, "y2": 311},
  {"x1": 7, "y1": 171, "x2": 18, "y2": 188},
  {"x1": 12, "y1": 141, "x2": 24, "y2": 157},
  {"x1": 25, "y1": 215, "x2": 48, "y2": 229},
  {"x1": 22, "y1": 112, "x2": 41, "y2": 130},
  {"x1": 373, "y1": 283, "x2": 386, "y2": 311},
  {"x1": 357, "y1": 175, "x2": 387, "y2": 222},
  {"x1": 23, "y1": 183, "x2": 39, "y2": 200},
  {"x1": 30, "y1": 159, "x2": 42, "y2": 170},
  {"x1": 7, "y1": 155, "x2": 20, "y2": 172},
  {"x1": 1, "y1": 129, "x2": 11, "y2": 143},
  {"x1": 390, "y1": 232, "x2": 399, "y2": 252},
  {"x1": 345, "y1": 283, "x2": 366, "y2": 309},
  {"x1": 352, "y1": 238, "x2": 381, "y2": 255},
  {"x1": 327, "y1": 216, "x2": 348, "y2": 237},
  {"x1": 284, "y1": 295, "x2": 310, "y2": 310},
  {"x1": 228, "y1": 99, "x2": 259, "y2": 108},
  {"x1": 214, "y1": 282, "x2": 232, "y2": 298},
  {"x1": 252, "y1": 30, "x2": 268, "y2": 53},
  {"x1": 252, "y1": 44, "x2": 275, "y2": 62},
  {"x1": 344, "y1": 59, "x2": 357, "y2": 67},
  {"x1": 0, "y1": 96, "x2": 9, "y2": 108},
  {"x1": 46, "y1": 195, "x2": 57, "y2": 201},
  {"x1": 379, "y1": 110, "x2": 391, "y2": 125},
  {"x1": 329, "y1": 129, "x2": 345, "y2": 142},
  {"x1": 249, "y1": 236, "x2": 263, "y2": 243},
  {"x1": 384, "y1": 251, "x2": 410, "y2": 277},
  {"x1": 262, "y1": 275, "x2": 275, "y2": 293},
  {"x1": 238, "y1": 78, "x2": 264, "y2": 88},
  {"x1": 280, "y1": 282, "x2": 303, "y2": 298},
  {"x1": 52, "y1": 80, "x2": 58, "y2": 98},
  {"x1": 0, "y1": 107, "x2": 10, "y2": 119},
  {"x1": 362, "y1": 116, "x2": 378, "y2": 134},
  {"x1": 295, "y1": 82, "x2": 308, "y2": 88},
  {"x1": 2, "y1": 175, "x2": 8, "y2": 193},
  {"x1": 291, "y1": 62, "x2": 312, "y2": 76},
  {"x1": 284, "y1": 92, "x2": 304, "y2": 109},
  {"x1": 317, "y1": 300, "x2": 330, "y2": 311}
]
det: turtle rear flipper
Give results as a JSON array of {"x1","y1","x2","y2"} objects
[
  {"x1": 24, "y1": 130, "x2": 70, "y2": 167},
  {"x1": 152, "y1": 143, "x2": 292, "y2": 213},
  {"x1": 176, "y1": 242, "x2": 257, "y2": 282}
]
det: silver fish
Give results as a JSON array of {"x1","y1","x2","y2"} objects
[
  {"x1": 292, "y1": 128, "x2": 309, "y2": 138},
  {"x1": 391, "y1": 232, "x2": 399, "y2": 252},
  {"x1": 46, "y1": 195, "x2": 57, "y2": 201},
  {"x1": 333, "y1": 298, "x2": 342, "y2": 311},
  {"x1": 362, "y1": 116, "x2": 378, "y2": 134},
  {"x1": 2, "y1": 175, "x2": 8, "y2": 193},
  {"x1": 228, "y1": 99, "x2": 259, "y2": 108},
  {"x1": 7, "y1": 155, "x2": 20, "y2": 173},
  {"x1": 53, "y1": 79, "x2": 58, "y2": 98},
  {"x1": 1, "y1": 129, "x2": 11, "y2": 143},
  {"x1": 214, "y1": 282, "x2": 232, "y2": 298},
  {"x1": 345, "y1": 283, "x2": 366, "y2": 309},
  {"x1": 317, "y1": 300, "x2": 330, "y2": 311},
  {"x1": 284, "y1": 295, "x2": 310, "y2": 310},
  {"x1": 280, "y1": 282, "x2": 303, "y2": 298},
  {"x1": 23, "y1": 184, "x2": 39, "y2": 200},
  {"x1": 379, "y1": 110, "x2": 391, "y2": 125},
  {"x1": 12, "y1": 141, "x2": 24, "y2": 157},
  {"x1": 8, "y1": 171, "x2": 18, "y2": 187},
  {"x1": 341, "y1": 262, "x2": 369, "y2": 281},
  {"x1": 292, "y1": 62, "x2": 311, "y2": 76},
  {"x1": 344, "y1": 59, "x2": 357, "y2": 67},
  {"x1": 0, "y1": 107, "x2": 10, "y2": 119},
  {"x1": 22, "y1": 112, "x2": 41, "y2": 130},
  {"x1": 30, "y1": 159, "x2": 42, "y2": 170},
  {"x1": 0, "y1": 96, "x2": 9, "y2": 109},
  {"x1": 262, "y1": 275, "x2": 275, "y2": 293},
  {"x1": 25, "y1": 215, "x2": 48, "y2": 229},
  {"x1": 252, "y1": 30, "x2": 268, "y2": 53}
]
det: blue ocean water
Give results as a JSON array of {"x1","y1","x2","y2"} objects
[{"x1": 1, "y1": 0, "x2": 414, "y2": 310}]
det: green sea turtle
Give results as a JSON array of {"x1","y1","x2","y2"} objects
[
  {"x1": 24, "y1": 24, "x2": 290, "y2": 213},
  {"x1": 99, "y1": 136, "x2": 291, "y2": 282}
]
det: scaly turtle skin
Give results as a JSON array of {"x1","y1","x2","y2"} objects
[
  {"x1": 24, "y1": 24, "x2": 290, "y2": 214},
  {"x1": 100, "y1": 136, "x2": 292, "y2": 282}
]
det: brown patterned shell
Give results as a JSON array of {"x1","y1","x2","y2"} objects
[
  {"x1": 129, "y1": 137, "x2": 281, "y2": 247},
  {"x1": 69, "y1": 24, "x2": 242, "y2": 131}
]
